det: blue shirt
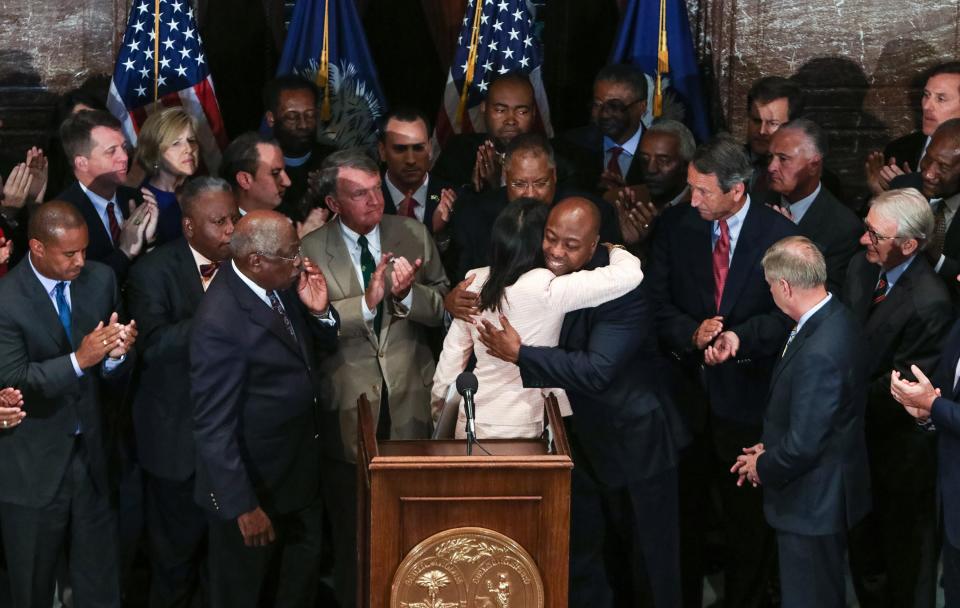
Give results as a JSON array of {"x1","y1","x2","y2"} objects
[
  {"x1": 782, "y1": 183, "x2": 820, "y2": 225},
  {"x1": 712, "y1": 196, "x2": 752, "y2": 264},
  {"x1": 603, "y1": 125, "x2": 643, "y2": 178},
  {"x1": 881, "y1": 255, "x2": 916, "y2": 296}
]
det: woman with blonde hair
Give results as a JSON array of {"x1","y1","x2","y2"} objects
[{"x1": 134, "y1": 107, "x2": 200, "y2": 245}]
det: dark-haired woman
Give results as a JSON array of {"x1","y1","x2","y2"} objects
[{"x1": 431, "y1": 198, "x2": 643, "y2": 439}]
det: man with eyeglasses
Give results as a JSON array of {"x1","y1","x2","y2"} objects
[
  {"x1": 263, "y1": 75, "x2": 336, "y2": 224},
  {"x1": 190, "y1": 209, "x2": 339, "y2": 608},
  {"x1": 556, "y1": 63, "x2": 648, "y2": 197},
  {"x1": 300, "y1": 149, "x2": 449, "y2": 608},
  {"x1": 840, "y1": 187, "x2": 954, "y2": 608}
]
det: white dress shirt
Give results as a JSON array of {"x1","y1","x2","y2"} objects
[
  {"x1": 338, "y1": 222, "x2": 413, "y2": 322},
  {"x1": 189, "y1": 245, "x2": 218, "y2": 291},
  {"x1": 385, "y1": 174, "x2": 429, "y2": 223},
  {"x1": 78, "y1": 182, "x2": 124, "y2": 244}
]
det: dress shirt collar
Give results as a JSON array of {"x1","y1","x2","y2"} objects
[
  {"x1": 284, "y1": 151, "x2": 311, "y2": 168},
  {"x1": 781, "y1": 182, "x2": 821, "y2": 225},
  {"x1": 231, "y1": 259, "x2": 272, "y2": 308},
  {"x1": 603, "y1": 125, "x2": 643, "y2": 157},
  {"x1": 920, "y1": 136, "x2": 932, "y2": 165},
  {"x1": 385, "y1": 173, "x2": 429, "y2": 206},
  {"x1": 795, "y1": 292, "x2": 832, "y2": 334},
  {"x1": 78, "y1": 181, "x2": 118, "y2": 214},
  {"x1": 27, "y1": 253, "x2": 68, "y2": 297},
  {"x1": 665, "y1": 186, "x2": 690, "y2": 208},
  {"x1": 883, "y1": 255, "x2": 916, "y2": 292},
  {"x1": 339, "y1": 221, "x2": 381, "y2": 255},
  {"x1": 930, "y1": 191, "x2": 960, "y2": 217},
  {"x1": 714, "y1": 195, "x2": 751, "y2": 240},
  {"x1": 188, "y1": 244, "x2": 218, "y2": 289}
]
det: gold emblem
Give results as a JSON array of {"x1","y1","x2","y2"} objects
[{"x1": 391, "y1": 527, "x2": 544, "y2": 608}]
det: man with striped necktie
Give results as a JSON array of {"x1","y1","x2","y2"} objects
[{"x1": 841, "y1": 187, "x2": 955, "y2": 608}]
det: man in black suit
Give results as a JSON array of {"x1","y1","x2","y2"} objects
[
  {"x1": 190, "y1": 210, "x2": 338, "y2": 608},
  {"x1": 433, "y1": 72, "x2": 538, "y2": 192},
  {"x1": 766, "y1": 119, "x2": 861, "y2": 292},
  {"x1": 556, "y1": 63, "x2": 647, "y2": 197},
  {"x1": 891, "y1": 316, "x2": 960, "y2": 608},
  {"x1": 890, "y1": 118, "x2": 960, "y2": 297},
  {"x1": 645, "y1": 136, "x2": 799, "y2": 608},
  {"x1": 733, "y1": 236, "x2": 871, "y2": 608},
  {"x1": 842, "y1": 187, "x2": 954, "y2": 608},
  {"x1": 55, "y1": 110, "x2": 158, "y2": 281},
  {"x1": 477, "y1": 197, "x2": 682, "y2": 608},
  {"x1": 263, "y1": 76, "x2": 336, "y2": 223},
  {"x1": 866, "y1": 62, "x2": 960, "y2": 196},
  {"x1": 377, "y1": 107, "x2": 457, "y2": 235},
  {"x1": 0, "y1": 201, "x2": 137, "y2": 607},
  {"x1": 126, "y1": 177, "x2": 239, "y2": 607}
]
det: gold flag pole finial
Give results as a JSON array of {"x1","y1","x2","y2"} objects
[
  {"x1": 317, "y1": 0, "x2": 332, "y2": 121},
  {"x1": 455, "y1": 0, "x2": 485, "y2": 127},
  {"x1": 654, "y1": 0, "x2": 669, "y2": 117},
  {"x1": 153, "y1": 0, "x2": 161, "y2": 106}
]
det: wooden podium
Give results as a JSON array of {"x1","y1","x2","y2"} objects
[{"x1": 356, "y1": 394, "x2": 573, "y2": 608}]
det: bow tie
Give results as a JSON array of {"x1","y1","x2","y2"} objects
[{"x1": 199, "y1": 261, "x2": 221, "y2": 280}]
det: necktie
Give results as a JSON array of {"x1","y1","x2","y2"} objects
[
  {"x1": 607, "y1": 146, "x2": 624, "y2": 180},
  {"x1": 199, "y1": 261, "x2": 221, "y2": 281},
  {"x1": 399, "y1": 195, "x2": 418, "y2": 218},
  {"x1": 106, "y1": 202, "x2": 122, "y2": 245},
  {"x1": 930, "y1": 200, "x2": 947, "y2": 260},
  {"x1": 781, "y1": 326, "x2": 798, "y2": 357},
  {"x1": 54, "y1": 282, "x2": 72, "y2": 344},
  {"x1": 357, "y1": 235, "x2": 382, "y2": 335},
  {"x1": 712, "y1": 219, "x2": 730, "y2": 312},
  {"x1": 872, "y1": 272, "x2": 889, "y2": 307},
  {"x1": 267, "y1": 291, "x2": 296, "y2": 340}
]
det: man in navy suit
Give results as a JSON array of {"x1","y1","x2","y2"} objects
[
  {"x1": 54, "y1": 110, "x2": 158, "y2": 281},
  {"x1": 645, "y1": 136, "x2": 799, "y2": 607},
  {"x1": 477, "y1": 197, "x2": 682, "y2": 607},
  {"x1": 732, "y1": 236, "x2": 871, "y2": 608},
  {"x1": 891, "y1": 316, "x2": 960, "y2": 608},
  {"x1": 189, "y1": 210, "x2": 339, "y2": 608}
]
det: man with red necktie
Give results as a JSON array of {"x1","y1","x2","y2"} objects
[{"x1": 645, "y1": 136, "x2": 798, "y2": 607}]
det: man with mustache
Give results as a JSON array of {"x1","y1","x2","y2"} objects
[{"x1": 126, "y1": 177, "x2": 239, "y2": 607}]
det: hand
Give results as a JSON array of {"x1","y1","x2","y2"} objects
[
  {"x1": 363, "y1": 253, "x2": 391, "y2": 312},
  {"x1": 75, "y1": 317, "x2": 125, "y2": 369},
  {"x1": 298, "y1": 257, "x2": 330, "y2": 314},
  {"x1": 768, "y1": 204, "x2": 794, "y2": 221},
  {"x1": 472, "y1": 141, "x2": 502, "y2": 192},
  {"x1": 107, "y1": 315, "x2": 137, "y2": 359},
  {"x1": 597, "y1": 169, "x2": 626, "y2": 194},
  {"x1": 390, "y1": 255, "x2": 422, "y2": 300},
  {"x1": 614, "y1": 186, "x2": 657, "y2": 246},
  {"x1": 2, "y1": 163, "x2": 33, "y2": 210},
  {"x1": 25, "y1": 147, "x2": 48, "y2": 204},
  {"x1": 730, "y1": 443, "x2": 764, "y2": 487},
  {"x1": 477, "y1": 315, "x2": 521, "y2": 363},
  {"x1": 878, "y1": 158, "x2": 909, "y2": 187},
  {"x1": 297, "y1": 207, "x2": 331, "y2": 239},
  {"x1": 0, "y1": 387, "x2": 25, "y2": 430},
  {"x1": 864, "y1": 151, "x2": 889, "y2": 196},
  {"x1": 237, "y1": 506, "x2": 275, "y2": 548},
  {"x1": 117, "y1": 199, "x2": 156, "y2": 258},
  {"x1": 0, "y1": 236, "x2": 12, "y2": 266},
  {"x1": 692, "y1": 316, "x2": 724, "y2": 350},
  {"x1": 432, "y1": 188, "x2": 457, "y2": 233},
  {"x1": 890, "y1": 366, "x2": 939, "y2": 418},
  {"x1": 704, "y1": 330, "x2": 740, "y2": 365},
  {"x1": 443, "y1": 274, "x2": 480, "y2": 321},
  {"x1": 139, "y1": 188, "x2": 160, "y2": 247}
]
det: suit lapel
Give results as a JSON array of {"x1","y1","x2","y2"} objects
[
  {"x1": 769, "y1": 300, "x2": 833, "y2": 391},
  {"x1": 864, "y1": 259, "x2": 920, "y2": 335},
  {"x1": 68, "y1": 269, "x2": 99, "y2": 350},
  {"x1": 278, "y1": 289, "x2": 313, "y2": 363},
  {"x1": 378, "y1": 218, "x2": 408, "y2": 341},
  {"x1": 683, "y1": 210, "x2": 716, "y2": 315},
  {"x1": 719, "y1": 204, "x2": 762, "y2": 316},
  {"x1": 323, "y1": 219, "x2": 378, "y2": 350},
  {"x1": 70, "y1": 182, "x2": 115, "y2": 252},
  {"x1": 797, "y1": 189, "x2": 827, "y2": 235},
  {"x1": 225, "y1": 265, "x2": 304, "y2": 359},
  {"x1": 16, "y1": 262, "x2": 71, "y2": 350},
  {"x1": 174, "y1": 241, "x2": 206, "y2": 310}
]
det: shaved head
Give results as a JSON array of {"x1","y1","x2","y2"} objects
[
  {"x1": 29, "y1": 201, "x2": 86, "y2": 244},
  {"x1": 549, "y1": 197, "x2": 601, "y2": 240}
]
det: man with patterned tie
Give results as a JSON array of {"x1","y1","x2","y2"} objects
[
  {"x1": 0, "y1": 201, "x2": 137, "y2": 608},
  {"x1": 732, "y1": 236, "x2": 871, "y2": 608},
  {"x1": 55, "y1": 110, "x2": 159, "y2": 281},
  {"x1": 841, "y1": 187, "x2": 955, "y2": 608},
  {"x1": 645, "y1": 136, "x2": 798, "y2": 608},
  {"x1": 190, "y1": 210, "x2": 339, "y2": 608},
  {"x1": 301, "y1": 148, "x2": 449, "y2": 608},
  {"x1": 126, "y1": 177, "x2": 239, "y2": 607}
]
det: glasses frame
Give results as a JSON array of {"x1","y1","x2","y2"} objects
[{"x1": 256, "y1": 247, "x2": 303, "y2": 263}]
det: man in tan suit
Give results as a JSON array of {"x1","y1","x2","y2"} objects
[{"x1": 301, "y1": 148, "x2": 448, "y2": 607}]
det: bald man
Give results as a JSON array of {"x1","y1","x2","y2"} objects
[
  {"x1": 0, "y1": 201, "x2": 137, "y2": 607},
  {"x1": 477, "y1": 197, "x2": 681, "y2": 608},
  {"x1": 189, "y1": 210, "x2": 339, "y2": 608}
]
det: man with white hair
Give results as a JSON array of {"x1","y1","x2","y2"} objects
[
  {"x1": 734, "y1": 236, "x2": 870, "y2": 608},
  {"x1": 841, "y1": 188, "x2": 955, "y2": 608}
]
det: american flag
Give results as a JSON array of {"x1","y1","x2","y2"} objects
[
  {"x1": 434, "y1": 0, "x2": 553, "y2": 148},
  {"x1": 107, "y1": 0, "x2": 227, "y2": 172}
]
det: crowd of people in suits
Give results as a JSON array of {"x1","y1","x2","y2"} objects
[{"x1": 1, "y1": 57, "x2": 960, "y2": 608}]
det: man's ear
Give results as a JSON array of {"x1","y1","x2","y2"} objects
[
  {"x1": 182, "y1": 217, "x2": 194, "y2": 240},
  {"x1": 377, "y1": 141, "x2": 387, "y2": 163},
  {"x1": 28, "y1": 238, "x2": 44, "y2": 259},
  {"x1": 265, "y1": 111, "x2": 276, "y2": 129},
  {"x1": 901, "y1": 238, "x2": 919, "y2": 256},
  {"x1": 236, "y1": 171, "x2": 254, "y2": 191},
  {"x1": 325, "y1": 195, "x2": 341, "y2": 215},
  {"x1": 73, "y1": 155, "x2": 87, "y2": 175}
]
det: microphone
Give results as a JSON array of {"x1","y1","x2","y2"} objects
[{"x1": 456, "y1": 372, "x2": 479, "y2": 452}]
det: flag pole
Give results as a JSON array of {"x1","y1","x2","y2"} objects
[
  {"x1": 455, "y1": 0, "x2": 485, "y2": 126},
  {"x1": 654, "y1": 0, "x2": 669, "y2": 117},
  {"x1": 318, "y1": 0, "x2": 331, "y2": 121},
  {"x1": 153, "y1": 0, "x2": 161, "y2": 105}
]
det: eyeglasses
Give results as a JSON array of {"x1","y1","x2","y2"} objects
[
  {"x1": 508, "y1": 178, "x2": 553, "y2": 190},
  {"x1": 862, "y1": 222, "x2": 919, "y2": 246},
  {"x1": 590, "y1": 99, "x2": 642, "y2": 114},
  {"x1": 257, "y1": 247, "x2": 303, "y2": 263}
]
